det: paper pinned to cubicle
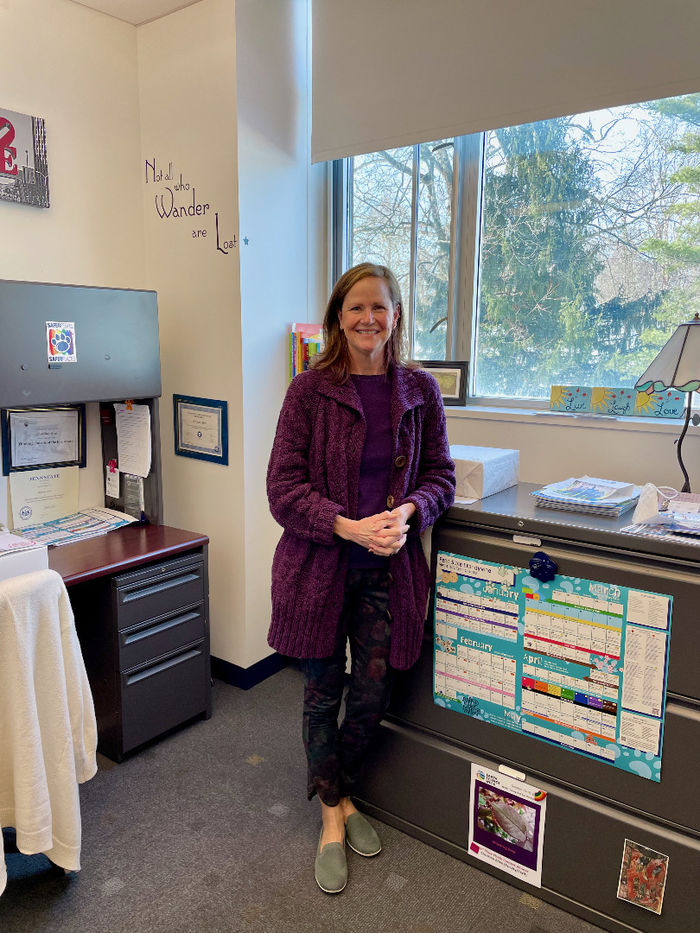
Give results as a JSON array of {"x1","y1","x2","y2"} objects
[{"x1": 114, "y1": 403, "x2": 151, "y2": 478}]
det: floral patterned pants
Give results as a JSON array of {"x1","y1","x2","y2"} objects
[{"x1": 300, "y1": 568, "x2": 394, "y2": 806}]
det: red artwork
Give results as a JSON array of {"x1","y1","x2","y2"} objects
[{"x1": 617, "y1": 839, "x2": 669, "y2": 915}]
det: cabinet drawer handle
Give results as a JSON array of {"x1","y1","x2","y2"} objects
[
  {"x1": 126, "y1": 648, "x2": 201, "y2": 685},
  {"x1": 124, "y1": 611, "x2": 200, "y2": 645},
  {"x1": 121, "y1": 572, "x2": 199, "y2": 602}
]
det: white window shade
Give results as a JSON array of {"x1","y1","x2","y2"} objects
[{"x1": 312, "y1": 0, "x2": 700, "y2": 163}]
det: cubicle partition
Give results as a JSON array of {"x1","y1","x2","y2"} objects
[{"x1": 1, "y1": 279, "x2": 212, "y2": 760}]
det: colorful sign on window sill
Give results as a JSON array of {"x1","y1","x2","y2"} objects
[{"x1": 550, "y1": 386, "x2": 685, "y2": 418}]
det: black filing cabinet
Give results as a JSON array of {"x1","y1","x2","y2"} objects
[
  {"x1": 356, "y1": 485, "x2": 700, "y2": 933},
  {"x1": 70, "y1": 544, "x2": 211, "y2": 762}
]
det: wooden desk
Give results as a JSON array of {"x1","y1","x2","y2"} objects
[
  {"x1": 50, "y1": 525, "x2": 211, "y2": 762},
  {"x1": 49, "y1": 524, "x2": 209, "y2": 586}
]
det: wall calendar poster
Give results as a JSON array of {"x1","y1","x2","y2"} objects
[{"x1": 433, "y1": 551, "x2": 672, "y2": 782}]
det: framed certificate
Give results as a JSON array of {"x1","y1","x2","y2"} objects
[
  {"x1": 1, "y1": 404, "x2": 86, "y2": 475},
  {"x1": 173, "y1": 394, "x2": 228, "y2": 465}
]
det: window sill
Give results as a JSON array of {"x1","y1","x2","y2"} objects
[{"x1": 445, "y1": 403, "x2": 689, "y2": 435}]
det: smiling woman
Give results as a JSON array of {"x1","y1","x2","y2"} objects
[
  {"x1": 337, "y1": 276, "x2": 399, "y2": 374},
  {"x1": 311, "y1": 263, "x2": 413, "y2": 384},
  {"x1": 266, "y1": 261, "x2": 456, "y2": 894}
]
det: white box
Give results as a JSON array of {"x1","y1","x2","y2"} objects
[
  {"x1": 449, "y1": 445, "x2": 519, "y2": 501},
  {"x1": 0, "y1": 533, "x2": 49, "y2": 584}
]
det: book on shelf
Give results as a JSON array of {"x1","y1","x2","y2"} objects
[
  {"x1": 531, "y1": 476, "x2": 641, "y2": 517},
  {"x1": 289, "y1": 323, "x2": 323, "y2": 380}
]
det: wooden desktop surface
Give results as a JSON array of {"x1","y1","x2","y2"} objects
[{"x1": 48, "y1": 524, "x2": 209, "y2": 586}]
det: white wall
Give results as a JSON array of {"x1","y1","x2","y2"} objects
[
  {"x1": 0, "y1": 0, "x2": 322, "y2": 674},
  {"x1": 137, "y1": 0, "x2": 247, "y2": 665},
  {"x1": 0, "y1": 0, "x2": 144, "y2": 287},
  {"x1": 446, "y1": 410, "x2": 700, "y2": 490},
  {"x1": 236, "y1": 0, "x2": 326, "y2": 666},
  {"x1": 0, "y1": 0, "x2": 144, "y2": 527}
]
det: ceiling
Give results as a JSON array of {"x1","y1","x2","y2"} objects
[{"x1": 70, "y1": 0, "x2": 204, "y2": 26}]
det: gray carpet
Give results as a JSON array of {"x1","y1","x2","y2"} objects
[{"x1": 0, "y1": 667, "x2": 604, "y2": 933}]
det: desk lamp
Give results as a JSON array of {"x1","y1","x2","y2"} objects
[{"x1": 635, "y1": 312, "x2": 700, "y2": 492}]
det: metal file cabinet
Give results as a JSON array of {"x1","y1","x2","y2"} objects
[
  {"x1": 68, "y1": 544, "x2": 211, "y2": 762},
  {"x1": 356, "y1": 485, "x2": 700, "y2": 933}
]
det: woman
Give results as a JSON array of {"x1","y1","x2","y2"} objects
[{"x1": 267, "y1": 263, "x2": 455, "y2": 893}]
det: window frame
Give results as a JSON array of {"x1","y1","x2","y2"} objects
[
  {"x1": 333, "y1": 133, "x2": 548, "y2": 407},
  {"x1": 331, "y1": 104, "x2": 698, "y2": 411}
]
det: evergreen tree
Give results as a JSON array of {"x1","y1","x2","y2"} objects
[
  {"x1": 643, "y1": 94, "x2": 700, "y2": 327},
  {"x1": 477, "y1": 118, "x2": 601, "y2": 397}
]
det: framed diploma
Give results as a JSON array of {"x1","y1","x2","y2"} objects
[
  {"x1": 1, "y1": 404, "x2": 86, "y2": 475},
  {"x1": 173, "y1": 394, "x2": 228, "y2": 465}
]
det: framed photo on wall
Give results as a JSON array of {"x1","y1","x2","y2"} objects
[
  {"x1": 173, "y1": 394, "x2": 228, "y2": 465},
  {"x1": 1, "y1": 405, "x2": 86, "y2": 475},
  {"x1": 418, "y1": 361, "x2": 468, "y2": 406},
  {"x1": 0, "y1": 107, "x2": 50, "y2": 208}
]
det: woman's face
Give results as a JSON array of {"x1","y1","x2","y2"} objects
[{"x1": 338, "y1": 276, "x2": 399, "y2": 371}]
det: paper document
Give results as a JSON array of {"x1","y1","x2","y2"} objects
[
  {"x1": 122, "y1": 472, "x2": 145, "y2": 520},
  {"x1": 14, "y1": 507, "x2": 136, "y2": 547},
  {"x1": 0, "y1": 530, "x2": 43, "y2": 554},
  {"x1": 468, "y1": 764, "x2": 547, "y2": 888},
  {"x1": 105, "y1": 465, "x2": 120, "y2": 499},
  {"x1": 10, "y1": 465, "x2": 79, "y2": 529},
  {"x1": 544, "y1": 477, "x2": 637, "y2": 503},
  {"x1": 114, "y1": 403, "x2": 151, "y2": 478},
  {"x1": 178, "y1": 404, "x2": 222, "y2": 456},
  {"x1": 9, "y1": 408, "x2": 80, "y2": 467}
]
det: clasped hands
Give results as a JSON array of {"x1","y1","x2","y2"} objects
[{"x1": 334, "y1": 503, "x2": 416, "y2": 557}]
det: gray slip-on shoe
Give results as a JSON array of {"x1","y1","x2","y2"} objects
[
  {"x1": 345, "y1": 811, "x2": 381, "y2": 857},
  {"x1": 314, "y1": 829, "x2": 347, "y2": 893}
]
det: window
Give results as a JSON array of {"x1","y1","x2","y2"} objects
[
  {"x1": 346, "y1": 140, "x2": 454, "y2": 361},
  {"x1": 337, "y1": 93, "x2": 700, "y2": 402}
]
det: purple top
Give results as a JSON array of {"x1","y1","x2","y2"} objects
[{"x1": 348, "y1": 374, "x2": 392, "y2": 569}]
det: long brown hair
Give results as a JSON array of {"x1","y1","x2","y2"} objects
[{"x1": 312, "y1": 263, "x2": 414, "y2": 383}]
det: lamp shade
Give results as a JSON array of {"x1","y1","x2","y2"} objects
[{"x1": 635, "y1": 314, "x2": 700, "y2": 393}]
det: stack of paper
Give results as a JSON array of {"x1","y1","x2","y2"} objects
[
  {"x1": 531, "y1": 477, "x2": 641, "y2": 517},
  {"x1": 0, "y1": 531, "x2": 49, "y2": 581},
  {"x1": 624, "y1": 492, "x2": 700, "y2": 542},
  {"x1": 0, "y1": 531, "x2": 43, "y2": 554}
]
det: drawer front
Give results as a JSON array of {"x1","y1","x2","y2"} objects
[
  {"x1": 390, "y1": 638, "x2": 700, "y2": 834},
  {"x1": 114, "y1": 554, "x2": 204, "y2": 630},
  {"x1": 121, "y1": 641, "x2": 208, "y2": 753},
  {"x1": 359, "y1": 726, "x2": 699, "y2": 933},
  {"x1": 118, "y1": 602, "x2": 206, "y2": 671}
]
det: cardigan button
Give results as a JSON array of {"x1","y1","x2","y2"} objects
[
  {"x1": 386, "y1": 495, "x2": 394, "y2": 508},
  {"x1": 394, "y1": 455, "x2": 407, "y2": 468}
]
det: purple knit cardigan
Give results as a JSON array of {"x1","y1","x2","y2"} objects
[{"x1": 266, "y1": 364, "x2": 456, "y2": 671}]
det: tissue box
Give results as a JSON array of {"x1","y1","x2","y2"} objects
[
  {"x1": 0, "y1": 533, "x2": 49, "y2": 583},
  {"x1": 450, "y1": 445, "x2": 519, "y2": 501}
]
